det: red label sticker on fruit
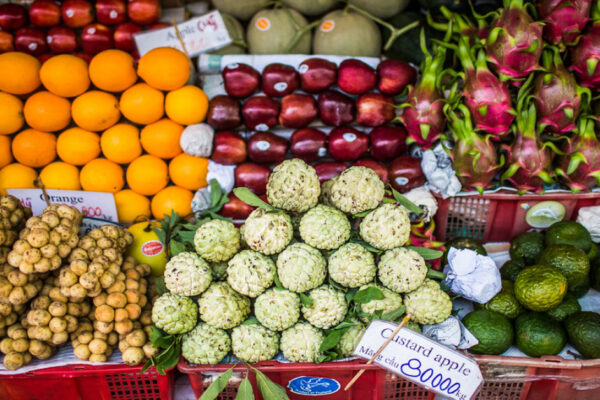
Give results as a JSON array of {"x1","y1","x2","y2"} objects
[
  {"x1": 256, "y1": 17, "x2": 271, "y2": 31},
  {"x1": 142, "y1": 240, "x2": 164, "y2": 257},
  {"x1": 320, "y1": 20, "x2": 335, "y2": 32}
]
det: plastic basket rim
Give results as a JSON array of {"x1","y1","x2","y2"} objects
[
  {"x1": 0, "y1": 363, "x2": 175, "y2": 379},
  {"x1": 433, "y1": 190, "x2": 600, "y2": 201}
]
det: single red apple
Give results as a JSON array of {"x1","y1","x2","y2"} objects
[
  {"x1": 279, "y1": 93, "x2": 318, "y2": 128},
  {"x1": 377, "y1": 59, "x2": 417, "y2": 96},
  {"x1": 290, "y1": 128, "x2": 327, "y2": 163},
  {"x1": 113, "y1": 22, "x2": 141, "y2": 52},
  {"x1": 127, "y1": 0, "x2": 161, "y2": 26},
  {"x1": 211, "y1": 131, "x2": 247, "y2": 165},
  {"x1": 354, "y1": 158, "x2": 389, "y2": 183},
  {"x1": 206, "y1": 95, "x2": 241, "y2": 130},
  {"x1": 29, "y1": 0, "x2": 61, "y2": 28},
  {"x1": 0, "y1": 31, "x2": 14, "y2": 53},
  {"x1": 314, "y1": 161, "x2": 347, "y2": 182},
  {"x1": 0, "y1": 4, "x2": 27, "y2": 31},
  {"x1": 219, "y1": 193, "x2": 255, "y2": 220},
  {"x1": 61, "y1": 0, "x2": 93, "y2": 28},
  {"x1": 298, "y1": 57, "x2": 337, "y2": 93},
  {"x1": 235, "y1": 162, "x2": 271, "y2": 195},
  {"x1": 356, "y1": 92, "x2": 395, "y2": 127},
  {"x1": 96, "y1": 0, "x2": 126, "y2": 25},
  {"x1": 15, "y1": 27, "x2": 48, "y2": 56},
  {"x1": 73, "y1": 51, "x2": 93, "y2": 63},
  {"x1": 389, "y1": 155, "x2": 425, "y2": 192},
  {"x1": 247, "y1": 132, "x2": 288, "y2": 164},
  {"x1": 223, "y1": 63, "x2": 260, "y2": 98},
  {"x1": 337, "y1": 59, "x2": 376, "y2": 95},
  {"x1": 81, "y1": 23, "x2": 113, "y2": 54},
  {"x1": 46, "y1": 26, "x2": 79, "y2": 53},
  {"x1": 317, "y1": 90, "x2": 355, "y2": 127},
  {"x1": 38, "y1": 53, "x2": 55, "y2": 63},
  {"x1": 261, "y1": 63, "x2": 299, "y2": 97},
  {"x1": 370, "y1": 126, "x2": 408, "y2": 160},
  {"x1": 241, "y1": 95, "x2": 279, "y2": 131},
  {"x1": 328, "y1": 126, "x2": 369, "y2": 162}
]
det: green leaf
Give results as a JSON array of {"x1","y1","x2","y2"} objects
[
  {"x1": 353, "y1": 210, "x2": 371, "y2": 218},
  {"x1": 272, "y1": 272, "x2": 283, "y2": 289},
  {"x1": 149, "y1": 327, "x2": 173, "y2": 349},
  {"x1": 320, "y1": 329, "x2": 344, "y2": 352},
  {"x1": 345, "y1": 288, "x2": 358, "y2": 303},
  {"x1": 381, "y1": 306, "x2": 406, "y2": 322},
  {"x1": 253, "y1": 368, "x2": 289, "y2": 400},
  {"x1": 352, "y1": 286, "x2": 384, "y2": 304},
  {"x1": 235, "y1": 376, "x2": 255, "y2": 400},
  {"x1": 210, "y1": 179, "x2": 222, "y2": 208},
  {"x1": 159, "y1": 341, "x2": 181, "y2": 372},
  {"x1": 242, "y1": 316, "x2": 259, "y2": 325},
  {"x1": 233, "y1": 187, "x2": 276, "y2": 211},
  {"x1": 155, "y1": 276, "x2": 167, "y2": 296},
  {"x1": 299, "y1": 293, "x2": 313, "y2": 308},
  {"x1": 199, "y1": 367, "x2": 234, "y2": 400},
  {"x1": 391, "y1": 188, "x2": 424, "y2": 214},
  {"x1": 350, "y1": 239, "x2": 382, "y2": 254},
  {"x1": 153, "y1": 226, "x2": 167, "y2": 247},
  {"x1": 405, "y1": 246, "x2": 443, "y2": 260},
  {"x1": 169, "y1": 240, "x2": 187, "y2": 257}
]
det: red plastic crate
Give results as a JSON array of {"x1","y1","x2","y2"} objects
[
  {"x1": 434, "y1": 191, "x2": 600, "y2": 242},
  {"x1": 0, "y1": 363, "x2": 174, "y2": 400}
]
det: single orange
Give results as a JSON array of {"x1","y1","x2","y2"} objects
[
  {"x1": 72, "y1": 91, "x2": 121, "y2": 131},
  {"x1": 100, "y1": 123, "x2": 142, "y2": 164},
  {"x1": 39, "y1": 162, "x2": 81, "y2": 190},
  {"x1": 23, "y1": 91, "x2": 71, "y2": 132},
  {"x1": 137, "y1": 47, "x2": 190, "y2": 91},
  {"x1": 165, "y1": 85, "x2": 209, "y2": 125},
  {"x1": 119, "y1": 83, "x2": 164, "y2": 125},
  {"x1": 0, "y1": 163, "x2": 38, "y2": 195},
  {"x1": 0, "y1": 52, "x2": 41, "y2": 95},
  {"x1": 12, "y1": 129, "x2": 57, "y2": 168},
  {"x1": 0, "y1": 136, "x2": 13, "y2": 168},
  {"x1": 0, "y1": 92, "x2": 24, "y2": 135},
  {"x1": 140, "y1": 118, "x2": 183, "y2": 159},
  {"x1": 114, "y1": 189, "x2": 151, "y2": 223},
  {"x1": 168, "y1": 154, "x2": 209, "y2": 191},
  {"x1": 89, "y1": 50, "x2": 137, "y2": 92},
  {"x1": 80, "y1": 158, "x2": 124, "y2": 193},
  {"x1": 126, "y1": 155, "x2": 169, "y2": 196},
  {"x1": 39, "y1": 54, "x2": 90, "y2": 97},
  {"x1": 151, "y1": 186, "x2": 193, "y2": 219},
  {"x1": 57, "y1": 127, "x2": 101, "y2": 166}
]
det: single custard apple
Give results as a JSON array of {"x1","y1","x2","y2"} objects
[
  {"x1": 266, "y1": 159, "x2": 320, "y2": 213},
  {"x1": 194, "y1": 220, "x2": 240, "y2": 262},
  {"x1": 242, "y1": 208, "x2": 293, "y2": 255},
  {"x1": 231, "y1": 322, "x2": 280, "y2": 363},
  {"x1": 164, "y1": 251, "x2": 212, "y2": 296},
  {"x1": 299, "y1": 205, "x2": 351, "y2": 250},
  {"x1": 319, "y1": 177, "x2": 337, "y2": 207},
  {"x1": 255, "y1": 288, "x2": 300, "y2": 331},
  {"x1": 378, "y1": 247, "x2": 427, "y2": 293},
  {"x1": 227, "y1": 250, "x2": 275, "y2": 297},
  {"x1": 404, "y1": 279, "x2": 452, "y2": 325},
  {"x1": 360, "y1": 204, "x2": 410, "y2": 250},
  {"x1": 210, "y1": 261, "x2": 228, "y2": 281},
  {"x1": 280, "y1": 322, "x2": 324, "y2": 362},
  {"x1": 328, "y1": 243, "x2": 376, "y2": 287},
  {"x1": 276, "y1": 243, "x2": 326, "y2": 293},
  {"x1": 302, "y1": 285, "x2": 348, "y2": 329},
  {"x1": 358, "y1": 283, "x2": 403, "y2": 322},
  {"x1": 152, "y1": 293, "x2": 198, "y2": 334},
  {"x1": 182, "y1": 322, "x2": 230, "y2": 365},
  {"x1": 330, "y1": 167, "x2": 385, "y2": 214},
  {"x1": 336, "y1": 320, "x2": 365, "y2": 358},
  {"x1": 198, "y1": 282, "x2": 251, "y2": 329}
]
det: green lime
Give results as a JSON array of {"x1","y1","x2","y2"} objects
[
  {"x1": 463, "y1": 310, "x2": 513, "y2": 355},
  {"x1": 514, "y1": 265, "x2": 567, "y2": 312},
  {"x1": 515, "y1": 312, "x2": 566, "y2": 357}
]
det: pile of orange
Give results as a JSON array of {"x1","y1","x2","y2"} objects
[{"x1": 0, "y1": 48, "x2": 210, "y2": 223}]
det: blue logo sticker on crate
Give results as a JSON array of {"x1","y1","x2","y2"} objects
[{"x1": 287, "y1": 376, "x2": 341, "y2": 396}]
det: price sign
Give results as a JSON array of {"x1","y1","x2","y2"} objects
[
  {"x1": 133, "y1": 10, "x2": 231, "y2": 57},
  {"x1": 353, "y1": 320, "x2": 483, "y2": 400}
]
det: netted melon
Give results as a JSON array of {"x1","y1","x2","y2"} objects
[
  {"x1": 212, "y1": 13, "x2": 246, "y2": 55},
  {"x1": 212, "y1": 0, "x2": 270, "y2": 21},
  {"x1": 348, "y1": 0, "x2": 410, "y2": 19},
  {"x1": 247, "y1": 8, "x2": 312, "y2": 54},
  {"x1": 281, "y1": 0, "x2": 337, "y2": 16},
  {"x1": 313, "y1": 10, "x2": 381, "y2": 57}
]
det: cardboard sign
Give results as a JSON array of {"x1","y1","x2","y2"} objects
[
  {"x1": 354, "y1": 320, "x2": 483, "y2": 400},
  {"x1": 133, "y1": 10, "x2": 231, "y2": 57}
]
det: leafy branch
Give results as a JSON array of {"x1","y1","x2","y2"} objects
[
  {"x1": 142, "y1": 327, "x2": 182, "y2": 375},
  {"x1": 199, "y1": 365, "x2": 290, "y2": 400}
]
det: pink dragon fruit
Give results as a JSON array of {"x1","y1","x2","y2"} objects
[
  {"x1": 485, "y1": 0, "x2": 543, "y2": 85},
  {"x1": 533, "y1": 50, "x2": 590, "y2": 135},
  {"x1": 455, "y1": 37, "x2": 514, "y2": 139},
  {"x1": 446, "y1": 105, "x2": 503, "y2": 194},
  {"x1": 571, "y1": 22, "x2": 600, "y2": 89},
  {"x1": 556, "y1": 117, "x2": 600, "y2": 192},
  {"x1": 538, "y1": 0, "x2": 591, "y2": 46}
]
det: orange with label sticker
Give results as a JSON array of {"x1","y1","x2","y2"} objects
[
  {"x1": 320, "y1": 20, "x2": 335, "y2": 32},
  {"x1": 256, "y1": 17, "x2": 271, "y2": 31}
]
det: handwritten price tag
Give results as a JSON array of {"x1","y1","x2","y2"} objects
[{"x1": 353, "y1": 320, "x2": 483, "y2": 400}]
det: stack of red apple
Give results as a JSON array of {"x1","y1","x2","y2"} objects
[
  {"x1": 206, "y1": 57, "x2": 427, "y2": 215},
  {"x1": 0, "y1": 0, "x2": 165, "y2": 61}
]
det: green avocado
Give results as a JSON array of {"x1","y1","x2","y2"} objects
[
  {"x1": 514, "y1": 265, "x2": 567, "y2": 312},
  {"x1": 545, "y1": 221, "x2": 593, "y2": 253},
  {"x1": 509, "y1": 231, "x2": 544, "y2": 266},
  {"x1": 545, "y1": 294, "x2": 581, "y2": 322},
  {"x1": 537, "y1": 244, "x2": 590, "y2": 287},
  {"x1": 515, "y1": 312, "x2": 567, "y2": 357},
  {"x1": 462, "y1": 310, "x2": 513, "y2": 355},
  {"x1": 565, "y1": 312, "x2": 600, "y2": 359}
]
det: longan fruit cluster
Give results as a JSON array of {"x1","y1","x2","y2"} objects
[
  {"x1": 0, "y1": 264, "x2": 44, "y2": 306},
  {"x1": 0, "y1": 322, "x2": 33, "y2": 370},
  {"x1": 0, "y1": 195, "x2": 31, "y2": 265},
  {"x1": 71, "y1": 319, "x2": 118, "y2": 363},
  {"x1": 119, "y1": 306, "x2": 157, "y2": 366},
  {"x1": 0, "y1": 302, "x2": 26, "y2": 339}
]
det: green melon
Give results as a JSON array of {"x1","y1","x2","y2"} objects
[
  {"x1": 247, "y1": 8, "x2": 312, "y2": 54},
  {"x1": 212, "y1": 13, "x2": 246, "y2": 55},
  {"x1": 212, "y1": 0, "x2": 270, "y2": 21},
  {"x1": 348, "y1": 0, "x2": 411, "y2": 19},
  {"x1": 313, "y1": 10, "x2": 382, "y2": 57},
  {"x1": 281, "y1": 0, "x2": 337, "y2": 16}
]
